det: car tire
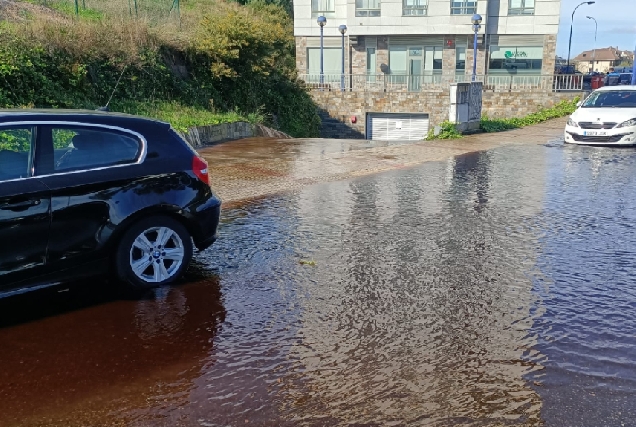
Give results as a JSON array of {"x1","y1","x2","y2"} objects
[{"x1": 115, "y1": 215, "x2": 193, "y2": 290}]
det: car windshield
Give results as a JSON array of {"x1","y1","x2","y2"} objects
[{"x1": 582, "y1": 90, "x2": 636, "y2": 108}]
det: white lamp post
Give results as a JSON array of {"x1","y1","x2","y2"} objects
[
  {"x1": 471, "y1": 14, "x2": 482, "y2": 82},
  {"x1": 317, "y1": 16, "x2": 327, "y2": 87},
  {"x1": 339, "y1": 25, "x2": 347, "y2": 91}
]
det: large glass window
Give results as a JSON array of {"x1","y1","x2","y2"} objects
[
  {"x1": 509, "y1": 0, "x2": 534, "y2": 15},
  {"x1": 356, "y1": 0, "x2": 380, "y2": 17},
  {"x1": 311, "y1": 0, "x2": 335, "y2": 17},
  {"x1": 489, "y1": 45, "x2": 543, "y2": 74},
  {"x1": 306, "y1": 47, "x2": 343, "y2": 82},
  {"x1": 0, "y1": 127, "x2": 34, "y2": 181},
  {"x1": 450, "y1": 0, "x2": 476, "y2": 14},
  {"x1": 403, "y1": 0, "x2": 428, "y2": 15}
]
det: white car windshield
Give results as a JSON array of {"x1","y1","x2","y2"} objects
[{"x1": 582, "y1": 90, "x2": 636, "y2": 108}]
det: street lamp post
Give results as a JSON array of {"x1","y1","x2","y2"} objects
[
  {"x1": 586, "y1": 16, "x2": 597, "y2": 72},
  {"x1": 339, "y1": 25, "x2": 347, "y2": 91},
  {"x1": 471, "y1": 14, "x2": 482, "y2": 82},
  {"x1": 317, "y1": 16, "x2": 327, "y2": 88},
  {"x1": 567, "y1": 1, "x2": 595, "y2": 73}
]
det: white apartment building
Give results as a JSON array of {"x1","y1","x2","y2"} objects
[{"x1": 294, "y1": 0, "x2": 561, "y2": 82}]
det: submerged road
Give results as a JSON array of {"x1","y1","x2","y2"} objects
[{"x1": 2, "y1": 119, "x2": 636, "y2": 426}]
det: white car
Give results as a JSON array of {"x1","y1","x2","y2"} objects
[{"x1": 564, "y1": 86, "x2": 636, "y2": 146}]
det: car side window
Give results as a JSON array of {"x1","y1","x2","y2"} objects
[
  {"x1": 0, "y1": 127, "x2": 35, "y2": 181},
  {"x1": 53, "y1": 127, "x2": 142, "y2": 172}
]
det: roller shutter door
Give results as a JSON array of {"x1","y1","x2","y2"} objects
[{"x1": 366, "y1": 113, "x2": 430, "y2": 141}]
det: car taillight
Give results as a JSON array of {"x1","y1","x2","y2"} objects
[{"x1": 192, "y1": 155, "x2": 209, "y2": 185}]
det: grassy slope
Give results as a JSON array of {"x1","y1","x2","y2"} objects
[{"x1": 1, "y1": 0, "x2": 312, "y2": 134}]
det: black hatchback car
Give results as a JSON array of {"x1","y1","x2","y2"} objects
[{"x1": 0, "y1": 109, "x2": 221, "y2": 296}]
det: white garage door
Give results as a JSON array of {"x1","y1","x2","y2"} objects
[{"x1": 366, "y1": 113, "x2": 430, "y2": 141}]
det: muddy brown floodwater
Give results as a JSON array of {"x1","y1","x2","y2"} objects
[{"x1": 1, "y1": 122, "x2": 636, "y2": 427}]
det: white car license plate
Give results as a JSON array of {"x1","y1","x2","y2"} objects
[{"x1": 583, "y1": 131, "x2": 608, "y2": 136}]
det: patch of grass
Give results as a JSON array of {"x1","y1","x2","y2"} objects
[
  {"x1": 112, "y1": 100, "x2": 250, "y2": 133},
  {"x1": 425, "y1": 120, "x2": 463, "y2": 140}
]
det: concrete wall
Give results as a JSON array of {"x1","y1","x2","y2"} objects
[
  {"x1": 182, "y1": 122, "x2": 291, "y2": 147},
  {"x1": 310, "y1": 89, "x2": 582, "y2": 138}
]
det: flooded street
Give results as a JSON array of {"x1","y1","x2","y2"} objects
[{"x1": 1, "y1": 134, "x2": 636, "y2": 426}]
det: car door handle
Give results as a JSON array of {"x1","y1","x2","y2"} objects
[{"x1": 0, "y1": 200, "x2": 41, "y2": 210}]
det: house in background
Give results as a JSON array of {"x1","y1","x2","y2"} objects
[
  {"x1": 573, "y1": 47, "x2": 634, "y2": 73},
  {"x1": 293, "y1": 0, "x2": 562, "y2": 83}
]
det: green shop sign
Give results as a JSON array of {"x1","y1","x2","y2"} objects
[{"x1": 505, "y1": 50, "x2": 528, "y2": 58}]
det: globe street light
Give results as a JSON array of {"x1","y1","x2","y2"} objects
[
  {"x1": 586, "y1": 16, "x2": 597, "y2": 72},
  {"x1": 471, "y1": 14, "x2": 482, "y2": 82},
  {"x1": 339, "y1": 25, "x2": 347, "y2": 91},
  {"x1": 567, "y1": 1, "x2": 595, "y2": 73},
  {"x1": 317, "y1": 16, "x2": 327, "y2": 87}
]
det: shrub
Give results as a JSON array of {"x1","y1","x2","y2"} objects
[{"x1": 425, "y1": 121, "x2": 463, "y2": 140}]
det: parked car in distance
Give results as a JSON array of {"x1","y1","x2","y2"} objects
[
  {"x1": 0, "y1": 109, "x2": 221, "y2": 297},
  {"x1": 619, "y1": 73, "x2": 633, "y2": 85},
  {"x1": 564, "y1": 86, "x2": 636, "y2": 146}
]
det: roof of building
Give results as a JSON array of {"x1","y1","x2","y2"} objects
[{"x1": 573, "y1": 47, "x2": 634, "y2": 62}]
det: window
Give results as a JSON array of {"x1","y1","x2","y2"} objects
[
  {"x1": 53, "y1": 127, "x2": 141, "y2": 172},
  {"x1": 488, "y1": 45, "x2": 544, "y2": 74},
  {"x1": 456, "y1": 47, "x2": 466, "y2": 73},
  {"x1": 509, "y1": 0, "x2": 534, "y2": 15},
  {"x1": 367, "y1": 47, "x2": 377, "y2": 81},
  {"x1": 0, "y1": 127, "x2": 34, "y2": 181},
  {"x1": 403, "y1": 0, "x2": 427, "y2": 15},
  {"x1": 311, "y1": 0, "x2": 334, "y2": 17},
  {"x1": 356, "y1": 0, "x2": 380, "y2": 17},
  {"x1": 306, "y1": 47, "x2": 343, "y2": 82},
  {"x1": 450, "y1": 0, "x2": 476, "y2": 14}
]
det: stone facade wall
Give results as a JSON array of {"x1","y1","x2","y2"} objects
[
  {"x1": 542, "y1": 34, "x2": 557, "y2": 75},
  {"x1": 351, "y1": 36, "x2": 366, "y2": 75},
  {"x1": 310, "y1": 89, "x2": 582, "y2": 138}
]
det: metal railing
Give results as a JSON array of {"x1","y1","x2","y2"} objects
[{"x1": 298, "y1": 73, "x2": 584, "y2": 93}]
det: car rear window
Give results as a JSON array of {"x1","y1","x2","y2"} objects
[{"x1": 52, "y1": 127, "x2": 142, "y2": 172}]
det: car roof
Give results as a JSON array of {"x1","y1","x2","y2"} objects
[
  {"x1": 0, "y1": 108, "x2": 170, "y2": 128},
  {"x1": 594, "y1": 85, "x2": 636, "y2": 92}
]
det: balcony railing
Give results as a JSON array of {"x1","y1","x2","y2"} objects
[{"x1": 297, "y1": 74, "x2": 584, "y2": 93}]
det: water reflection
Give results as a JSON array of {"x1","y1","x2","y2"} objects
[
  {"x1": 281, "y1": 147, "x2": 548, "y2": 426},
  {"x1": 0, "y1": 274, "x2": 225, "y2": 427},
  {"x1": 527, "y1": 144, "x2": 636, "y2": 427}
]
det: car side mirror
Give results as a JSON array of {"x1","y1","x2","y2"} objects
[{"x1": 576, "y1": 100, "x2": 583, "y2": 107}]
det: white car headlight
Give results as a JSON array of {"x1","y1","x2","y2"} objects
[
  {"x1": 616, "y1": 118, "x2": 636, "y2": 128},
  {"x1": 567, "y1": 118, "x2": 578, "y2": 127}
]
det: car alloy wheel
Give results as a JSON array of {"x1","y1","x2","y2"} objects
[
  {"x1": 130, "y1": 226, "x2": 185, "y2": 283},
  {"x1": 116, "y1": 215, "x2": 193, "y2": 289}
]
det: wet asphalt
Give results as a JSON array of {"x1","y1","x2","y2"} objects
[{"x1": 1, "y1": 120, "x2": 636, "y2": 426}]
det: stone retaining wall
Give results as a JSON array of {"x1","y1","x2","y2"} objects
[
  {"x1": 182, "y1": 122, "x2": 291, "y2": 147},
  {"x1": 481, "y1": 91, "x2": 580, "y2": 118},
  {"x1": 311, "y1": 89, "x2": 582, "y2": 138}
]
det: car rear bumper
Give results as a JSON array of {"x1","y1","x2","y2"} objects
[{"x1": 189, "y1": 194, "x2": 222, "y2": 251}]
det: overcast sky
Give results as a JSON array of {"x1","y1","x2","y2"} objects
[{"x1": 556, "y1": 0, "x2": 636, "y2": 58}]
